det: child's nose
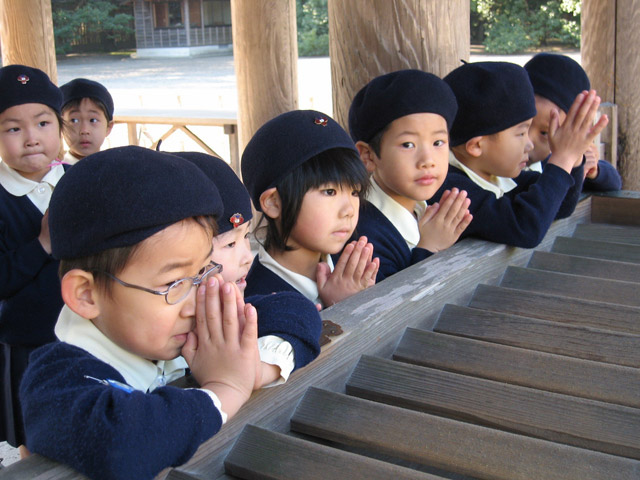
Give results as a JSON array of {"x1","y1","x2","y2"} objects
[
  {"x1": 180, "y1": 284, "x2": 198, "y2": 317},
  {"x1": 417, "y1": 147, "x2": 435, "y2": 168},
  {"x1": 341, "y1": 192, "x2": 357, "y2": 217},
  {"x1": 24, "y1": 127, "x2": 39, "y2": 146}
]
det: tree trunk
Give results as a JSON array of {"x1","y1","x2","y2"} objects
[
  {"x1": 328, "y1": 0, "x2": 469, "y2": 129},
  {"x1": 0, "y1": 0, "x2": 57, "y2": 83}
]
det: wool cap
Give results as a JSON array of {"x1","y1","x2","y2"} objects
[
  {"x1": 172, "y1": 151, "x2": 253, "y2": 234},
  {"x1": 60, "y1": 78, "x2": 115, "y2": 121},
  {"x1": 348, "y1": 69, "x2": 458, "y2": 143},
  {"x1": 0, "y1": 64, "x2": 63, "y2": 115},
  {"x1": 524, "y1": 53, "x2": 590, "y2": 113},
  {"x1": 49, "y1": 146, "x2": 223, "y2": 259},
  {"x1": 241, "y1": 109, "x2": 357, "y2": 212},
  {"x1": 444, "y1": 61, "x2": 537, "y2": 147}
]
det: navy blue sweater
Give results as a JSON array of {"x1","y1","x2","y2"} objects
[
  {"x1": 248, "y1": 291, "x2": 321, "y2": 369},
  {"x1": 584, "y1": 160, "x2": 622, "y2": 191},
  {"x1": 431, "y1": 162, "x2": 584, "y2": 248},
  {"x1": 20, "y1": 342, "x2": 222, "y2": 480},
  {"x1": 0, "y1": 185, "x2": 64, "y2": 346},
  {"x1": 353, "y1": 200, "x2": 432, "y2": 281}
]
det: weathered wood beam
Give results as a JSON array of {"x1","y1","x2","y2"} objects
[{"x1": 0, "y1": 0, "x2": 57, "y2": 82}]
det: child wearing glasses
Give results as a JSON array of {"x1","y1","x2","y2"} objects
[
  {"x1": 20, "y1": 146, "x2": 259, "y2": 480},
  {"x1": 241, "y1": 110, "x2": 379, "y2": 309},
  {"x1": 175, "y1": 151, "x2": 321, "y2": 388}
]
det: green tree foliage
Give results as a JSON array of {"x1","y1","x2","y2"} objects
[
  {"x1": 52, "y1": 0, "x2": 134, "y2": 54},
  {"x1": 475, "y1": 0, "x2": 581, "y2": 54},
  {"x1": 296, "y1": 0, "x2": 329, "y2": 56}
]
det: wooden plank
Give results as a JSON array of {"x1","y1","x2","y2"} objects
[
  {"x1": 526, "y1": 250, "x2": 640, "y2": 283},
  {"x1": 224, "y1": 425, "x2": 442, "y2": 480},
  {"x1": 291, "y1": 388, "x2": 640, "y2": 480},
  {"x1": 435, "y1": 303, "x2": 640, "y2": 367},
  {"x1": 591, "y1": 192, "x2": 640, "y2": 226},
  {"x1": 346, "y1": 356, "x2": 640, "y2": 460},
  {"x1": 468, "y1": 284, "x2": 640, "y2": 335},
  {"x1": 0, "y1": 454, "x2": 86, "y2": 479},
  {"x1": 572, "y1": 223, "x2": 640, "y2": 245},
  {"x1": 394, "y1": 328, "x2": 640, "y2": 408},
  {"x1": 0, "y1": 203, "x2": 591, "y2": 480},
  {"x1": 551, "y1": 236, "x2": 640, "y2": 264},
  {"x1": 114, "y1": 109, "x2": 238, "y2": 126},
  {"x1": 500, "y1": 266, "x2": 640, "y2": 306}
]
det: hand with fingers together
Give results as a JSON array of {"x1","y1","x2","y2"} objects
[
  {"x1": 181, "y1": 274, "x2": 259, "y2": 420},
  {"x1": 316, "y1": 236, "x2": 379, "y2": 307},
  {"x1": 417, "y1": 188, "x2": 472, "y2": 253},
  {"x1": 547, "y1": 89, "x2": 609, "y2": 173}
]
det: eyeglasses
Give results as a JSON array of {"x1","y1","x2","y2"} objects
[{"x1": 98, "y1": 261, "x2": 223, "y2": 305}]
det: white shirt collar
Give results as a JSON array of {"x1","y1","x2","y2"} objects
[
  {"x1": 365, "y1": 177, "x2": 426, "y2": 249},
  {"x1": 55, "y1": 305, "x2": 188, "y2": 392},
  {"x1": 63, "y1": 151, "x2": 82, "y2": 165},
  {"x1": 0, "y1": 161, "x2": 66, "y2": 213},
  {"x1": 526, "y1": 161, "x2": 543, "y2": 173},
  {"x1": 449, "y1": 152, "x2": 517, "y2": 199},
  {"x1": 257, "y1": 245, "x2": 333, "y2": 307}
]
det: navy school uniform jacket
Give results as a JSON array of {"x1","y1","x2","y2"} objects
[
  {"x1": 0, "y1": 183, "x2": 65, "y2": 346},
  {"x1": 351, "y1": 200, "x2": 432, "y2": 282},
  {"x1": 431, "y1": 161, "x2": 585, "y2": 248},
  {"x1": 540, "y1": 156, "x2": 622, "y2": 192},
  {"x1": 20, "y1": 342, "x2": 223, "y2": 480},
  {"x1": 19, "y1": 292, "x2": 320, "y2": 480}
]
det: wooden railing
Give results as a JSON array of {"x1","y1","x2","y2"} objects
[{"x1": 113, "y1": 109, "x2": 239, "y2": 173}]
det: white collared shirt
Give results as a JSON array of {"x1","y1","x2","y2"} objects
[
  {"x1": 365, "y1": 177, "x2": 427, "y2": 249},
  {"x1": 55, "y1": 305, "x2": 227, "y2": 422},
  {"x1": 526, "y1": 161, "x2": 543, "y2": 173},
  {"x1": 449, "y1": 152, "x2": 517, "y2": 199},
  {"x1": 0, "y1": 161, "x2": 65, "y2": 213},
  {"x1": 63, "y1": 151, "x2": 82, "y2": 165},
  {"x1": 258, "y1": 245, "x2": 333, "y2": 307}
]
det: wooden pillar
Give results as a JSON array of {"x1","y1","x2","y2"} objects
[
  {"x1": 184, "y1": 0, "x2": 191, "y2": 46},
  {"x1": 328, "y1": 0, "x2": 469, "y2": 129},
  {"x1": 582, "y1": 0, "x2": 640, "y2": 190},
  {"x1": 231, "y1": 0, "x2": 298, "y2": 154},
  {"x1": 0, "y1": 0, "x2": 57, "y2": 83}
]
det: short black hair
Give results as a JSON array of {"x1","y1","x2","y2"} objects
[
  {"x1": 59, "y1": 216, "x2": 217, "y2": 297},
  {"x1": 259, "y1": 148, "x2": 369, "y2": 252},
  {"x1": 62, "y1": 97, "x2": 112, "y2": 124}
]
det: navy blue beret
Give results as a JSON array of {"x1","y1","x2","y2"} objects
[
  {"x1": 50, "y1": 146, "x2": 224, "y2": 259},
  {"x1": 60, "y1": 78, "x2": 115, "y2": 121},
  {"x1": 444, "y1": 61, "x2": 537, "y2": 147},
  {"x1": 524, "y1": 53, "x2": 590, "y2": 114},
  {"x1": 172, "y1": 151, "x2": 253, "y2": 234},
  {"x1": 0, "y1": 64, "x2": 62, "y2": 115},
  {"x1": 348, "y1": 69, "x2": 458, "y2": 143},
  {"x1": 241, "y1": 110, "x2": 357, "y2": 212}
]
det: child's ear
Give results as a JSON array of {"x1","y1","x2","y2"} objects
[
  {"x1": 355, "y1": 141, "x2": 377, "y2": 173},
  {"x1": 60, "y1": 269, "x2": 101, "y2": 320},
  {"x1": 106, "y1": 120, "x2": 114, "y2": 136},
  {"x1": 259, "y1": 188, "x2": 281, "y2": 219},
  {"x1": 465, "y1": 136, "x2": 484, "y2": 158}
]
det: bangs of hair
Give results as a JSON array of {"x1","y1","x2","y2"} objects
[
  {"x1": 262, "y1": 147, "x2": 369, "y2": 252},
  {"x1": 59, "y1": 215, "x2": 217, "y2": 297},
  {"x1": 62, "y1": 97, "x2": 111, "y2": 122}
]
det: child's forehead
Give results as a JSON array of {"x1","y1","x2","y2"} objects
[
  {"x1": 63, "y1": 98, "x2": 105, "y2": 114},
  {"x1": 386, "y1": 112, "x2": 449, "y2": 132},
  {"x1": 0, "y1": 102, "x2": 57, "y2": 121},
  {"x1": 133, "y1": 220, "x2": 214, "y2": 265}
]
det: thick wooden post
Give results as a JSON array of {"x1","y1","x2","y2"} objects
[
  {"x1": 582, "y1": 0, "x2": 640, "y2": 190},
  {"x1": 0, "y1": 0, "x2": 57, "y2": 83},
  {"x1": 328, "y1": 0, "x2": 469, "y2": 129},
  {"x1": 231, "y1": 0, "x2": 298, "y2": 154}
]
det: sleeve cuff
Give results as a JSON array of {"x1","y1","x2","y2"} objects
[
  {"x1": 193, "y1": 388, "x2": 228, "y2": 424},
  {"x1": 258, "y1": 335, "x2": 295, "y2": 387}
]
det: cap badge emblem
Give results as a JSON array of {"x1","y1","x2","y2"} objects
[
  {"x1": 230, "y1": 213, "x2": 245, "y2": 228},
  {"x1": 314, "y1": 116, "x2": 328, "y2": 127},
  {"x1": 17, "y1": 74, "x2": 30, "y2": 85}
]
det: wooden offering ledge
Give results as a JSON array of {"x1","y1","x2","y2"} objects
[
  {"x1": 2, "y1": 192, "x2": 640, "y2": 480},
  {"x1": 113, "y1": 109, "x2": 239, "y2": 172}
]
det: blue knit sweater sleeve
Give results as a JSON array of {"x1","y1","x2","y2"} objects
[
  {"x1": 244, "y1": 255, "x2": 301, "y2": 297},
  {"x1": 434, "y1": 164, "x2": 575, "y2": 248},
  {"x1": 20, "y1": 342, "x2": 223, "y2": 480},
  {"x1": 583, "y1": 160, "x2": 622, "y2": 191},
  {"x1": 355, "y1": 200, "x2": 433, "y2": 282},
  {"x1": 247, "y1": 291, "x2": 321, "y2": 370}
]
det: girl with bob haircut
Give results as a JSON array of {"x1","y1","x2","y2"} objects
[{"x1": 242, "y1": 110, "x2": 379, "y2": 309}]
